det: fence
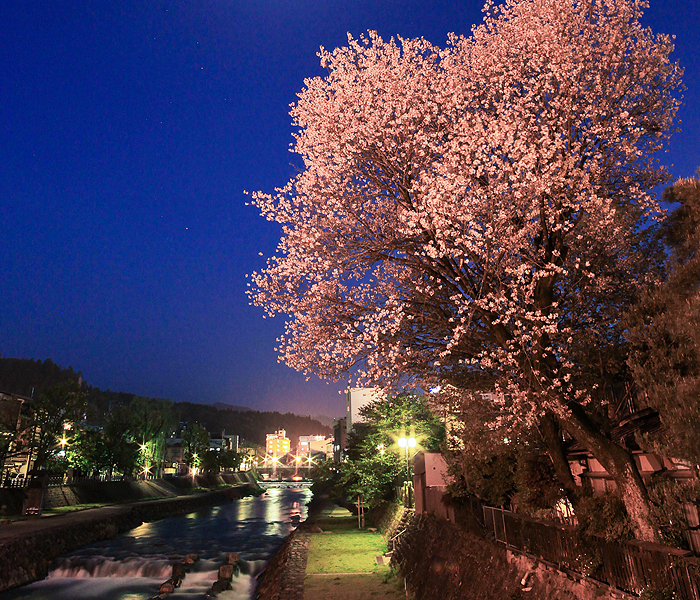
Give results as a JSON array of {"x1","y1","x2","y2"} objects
[
  {"x1": 1, "y1": 472, "x2": 141, "y2": 488},
  {"x1": 481, "y1": 505, "x2": 700, "y2": 599}
]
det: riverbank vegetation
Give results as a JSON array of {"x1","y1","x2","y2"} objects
[{"x1": 303, "y1": 504, "x2": 405, "y2": 600}]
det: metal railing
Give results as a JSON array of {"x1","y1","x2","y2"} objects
[
  {"x1": 481, "y1": 505, "x2": 700, "y2": 599},
  {"x1": 390, "y1": 528, "x2": 408, "y2": 552},
  {"x1": 1, "y1": 473, "x2": 134, "y2": 488}
]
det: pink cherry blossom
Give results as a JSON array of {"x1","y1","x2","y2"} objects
[{"x1": 249, "y1": 0, "x2": 682, "y2": 540}]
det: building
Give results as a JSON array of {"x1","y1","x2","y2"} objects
[
  {"x1": 345, "y1": 387, "x2": 381, "y2": 431},
  {"x1": 164, "y1": 431, "x2": 242, "y2": 475},
  {"x1": 266, "y1": 429, "x2": 290, "y2": 457},
  {"x1": 566, "y1": 407, "x2": 694, "y2": 495},
  {"x1": 297, "y1": 435, "x2": 328, "y2": 458},
  {"x1": 210, "y1": 431, "x2": 239, "y2": 453},
  {"x1": 333, "y1": 417, "x2": 347, "y2": 463},
  {"x1": 0, "y1": 391, "x2": 31, "y2": 480},
  {"x1": 164, "y1": 437, "x2": 184, "y2": 475},
  {"x1": 413, "y1": 452, "x2": 453, "y2": 520}
]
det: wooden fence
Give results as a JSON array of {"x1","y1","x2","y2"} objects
[{"x1": 481, "y1": 505, "x2": 700, "y2": 599}]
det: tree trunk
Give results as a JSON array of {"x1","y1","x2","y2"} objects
[
  {"x1": 538, "y1": 411, "x2": 583, "y2": 511},
  {"x1": 558, "y1": 403, "x2": 659, "y2": 542}
]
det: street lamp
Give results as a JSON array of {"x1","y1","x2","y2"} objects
[{"x1": 398, "y1": 437, "x2": 416, "y2": 481}]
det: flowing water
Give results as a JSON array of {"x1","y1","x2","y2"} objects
[{"x1": 1, "y1": 483, "x2": 312, "y2": 600}]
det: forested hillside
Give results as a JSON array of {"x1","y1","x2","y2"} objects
[
  {"x1": 0, "y1": 357, "x2": 331, "y2": 446},
  {"x1": 0, "y1": 356, "x2": 82, "y2": 397}
]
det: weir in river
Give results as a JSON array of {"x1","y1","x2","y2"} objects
[{"x1": 0, "y1": 483, "x2": 311, "y2": 600}]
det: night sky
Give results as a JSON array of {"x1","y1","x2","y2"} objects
[{"x1": 2, "y1": 1, "x2": 698, "y2": 418}]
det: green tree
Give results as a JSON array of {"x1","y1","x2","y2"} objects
[
  {"x1": 626, "y1": 172, "x2": 700, "y2": 466},
  {"x1": 219, "y1": 449, "x2": 243, "y2": 472},
  {"x1": 330, "y1": 394, "x2": 445, "y2": 508},
  {"x1": 66, "y1": 426, "x2": 106, "y2": 476},
  {"x1": 200, "y1": 449, "x2": 221, "y2": 474},
  {"x1": 102, "y1": 406, "x2": 140, "y2": 477},
  {"x1": 182, "y1": 423, "x2": 210, "y2": 471},
  {"x1": 0, "y1": 397, "x2": 24, "y2": 481},
  {"x1": 128, "y1": 397, "x2": 177, "y2": 476},
  {"x1": 29, "y1": 381, "x2": 88, "y2": 471}
]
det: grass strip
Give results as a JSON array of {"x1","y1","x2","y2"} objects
[{"x1": 303, "y1": 505, "x2": 407, "y2": 599}]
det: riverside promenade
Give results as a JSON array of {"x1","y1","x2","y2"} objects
[{"x1": 256, "y1": 502, "x2": 406, "y2": 600}]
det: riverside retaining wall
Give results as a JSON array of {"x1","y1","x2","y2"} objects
[
  {"x1": 393, "y1": 514, "x2": 622, "y2": 600},
  {"x1": 0, "y1": 480, "x2": 261, "y2": 592}
]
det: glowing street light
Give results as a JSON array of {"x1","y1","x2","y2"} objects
[{"x1": 398, "y1": 437, "x2": 416, "y2": 481}]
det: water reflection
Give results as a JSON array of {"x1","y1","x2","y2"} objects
[{"x1": 0, "y1": 484, "x2": 311, "y2": 600}]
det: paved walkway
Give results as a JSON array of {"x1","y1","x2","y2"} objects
[{"x1": 0, "y1": 503, "x2": 132, "y2": 542}]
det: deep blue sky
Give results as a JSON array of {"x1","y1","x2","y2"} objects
[{"x1": 1, "y1": 1, "x2": 698, "y2": 418}]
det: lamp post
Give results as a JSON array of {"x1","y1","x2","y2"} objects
[{"x1": 397, "y1": 437, "x2": 416, "y2": 481}]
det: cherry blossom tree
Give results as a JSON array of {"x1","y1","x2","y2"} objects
[{"x1": 249, "y1": 0, "x2": 682, "y2": 540}]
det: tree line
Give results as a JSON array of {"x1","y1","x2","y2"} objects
[{"x1": 0, "y1": 358, "x2": 331, "y2": 480}]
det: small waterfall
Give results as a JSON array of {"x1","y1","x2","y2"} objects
[{"x1": 49, "y1": 556, "x2": 174, "y2": 579}]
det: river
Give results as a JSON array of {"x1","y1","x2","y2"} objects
[{"x1": 0, "y1": 483, "x2": 311, "y2": 600}]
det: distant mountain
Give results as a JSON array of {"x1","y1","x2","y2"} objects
[
  {"x1": 0, "y1": 356, "x2": 82, "y2": 398},
  {"x1": 212, "y1": 402, "x2": 253, "y2": 412},
  {"x1": 314, "y1": 414, "x2": 337, "y2": 428}
]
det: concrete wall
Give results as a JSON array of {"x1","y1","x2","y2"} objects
[{"x1": 0, "y1": 471, "x2": 259, "y2": 515}]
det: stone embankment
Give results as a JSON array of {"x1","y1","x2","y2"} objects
[
  {"x1": 393, "y1": 514, "x2": 621, "y2": 600},
  {"x1": 254, "y1": 525, "x2": 311, "y2": 600},
  {"x1": 0, "y1": 475, "x2": 261, "y2": 592}
]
